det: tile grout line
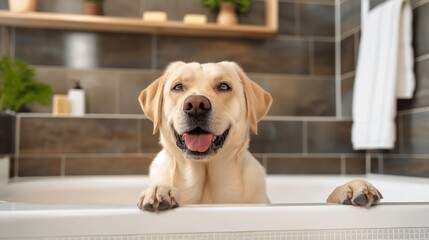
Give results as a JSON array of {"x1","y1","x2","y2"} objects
[
  {"x1": 10, "y1": 27, "x2": 15, "y2": 57},
  {"x1": 378, "y1": 154, "x2": 384, "y2": 174},
  {"x1": 399, "y1": 114, "x2": 404, "y2": 153},
  {"x1": 303, "y1": 121, "x2": 308, "y2": 154},
  {"x1": 415, "y1": 54, "x2": 429, "y2": 62},
  {"x1": 294, "y1": 2, "x2": 300, "y2": 36},
  {"x1": 340, "y1": 155, "x2": 346, "y2": 175},
  {"x1": 60, "y1": 155, "x2": 66, "y2": 176},
  {"x1": 152, "y1": 34, "x2": 157, "y2": 70},
  {"x1": 398, "y1": 106, "x2": 429, "y2": 115},
  {"x1": 137, "y1": 119, "x2": 143, "y2": 154},
  {"x1": 13, "y1": 115, "x2": 21, "y2": 178},
  {"x1": 335, "y1": 0, "x2": 342, "y2": 118},
  {"x1": 309, "y1": 41, "x2": 315, "y2": 75},
  {"x1": 115, "y1": 72, "x2": 121, "y2": 114}
]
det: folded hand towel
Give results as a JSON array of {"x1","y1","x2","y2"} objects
[{"x1": 352, "y1": 0, "x2": 415, "y2": 150}]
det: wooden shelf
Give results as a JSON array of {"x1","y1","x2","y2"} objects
[{"x1": 0, "y1": 0, "x2": 278, "y2": 38}]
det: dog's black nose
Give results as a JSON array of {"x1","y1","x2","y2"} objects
[{"x1": 183, "y1": 95, "x2": 211, "y2": 117}]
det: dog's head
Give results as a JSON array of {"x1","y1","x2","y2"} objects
[{"x1": 139, "y1": 61, "x2": 272, "y2": 160}]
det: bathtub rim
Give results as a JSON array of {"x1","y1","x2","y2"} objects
[
  {"x1": 1, "y1": 174, "x2": 429, "y2": 238},
  {"x1": 0, "y1": 201, "x2": 429, "y2": 238}
]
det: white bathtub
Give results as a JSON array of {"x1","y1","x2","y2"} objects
[{"x1": 0, "y1": 174, "x2": 428, "y2": 239}]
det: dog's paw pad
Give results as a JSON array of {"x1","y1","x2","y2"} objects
[
  {"x1": 327, "y1": 180, "x2": 382, "y2": 208},
  {"x1": 353, "y1": 193, "x2": 368, "y2": 206}
]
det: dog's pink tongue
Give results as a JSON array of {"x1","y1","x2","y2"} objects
[{"x1": 183, "y1": 134, "x2": 214, "y2": 152}]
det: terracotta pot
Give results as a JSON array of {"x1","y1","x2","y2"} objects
[
  {"x1": 217, "y1": 2, "x2": 238, "y2": 25},
  {"x1": 83, "y1": 2, "x2": 103, "y2": 16},
  {"x1": 8, "y1": 0, "x2": 37, "y2": 13}
]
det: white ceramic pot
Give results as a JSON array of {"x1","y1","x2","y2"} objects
[
  {"x1": 8, "y1": 0, "x2": 37, "y2": 13},
  {"x1": 217, "y1": 2, "x2": 238, "y2": 25}
]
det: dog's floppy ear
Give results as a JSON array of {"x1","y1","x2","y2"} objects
[
  {"x1": 139, "y1": 61, "x2": 185, "y2": 134},
  {"x1": 230, "y1": 62, "x2": 272, "y2": 134}
]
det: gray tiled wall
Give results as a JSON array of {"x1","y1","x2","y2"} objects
[
  {"x1": 340, "y1": 0, "x2": 429, "y2": 177},
  {"x1": 2, "y1": 0, "x2": 429, "y2": 177}
]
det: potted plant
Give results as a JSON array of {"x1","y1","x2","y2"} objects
[
  {"x1": 0, "y1": 56, "x2": 53, "y2": 113},
  {"x1": 202, "y1": 0, "x2": 251, "y2": 25},
  {"x1": 82, "y1": 0, "x2": 104, "y2": 16},
  {"x1": 8, "y1": 0, "x2": 37, "y2": 13}
]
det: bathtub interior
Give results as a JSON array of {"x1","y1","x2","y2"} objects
[{"x1": 1, "y1": 174, "x2": 429, "y2": 205}]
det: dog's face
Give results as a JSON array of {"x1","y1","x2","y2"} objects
[{"x1": 139, "y1": 62, "x2": 272, "y2": 161}]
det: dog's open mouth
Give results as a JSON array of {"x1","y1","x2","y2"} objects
[{"x1": 174, "y1": 126, "x2": 229, "y2": 159}]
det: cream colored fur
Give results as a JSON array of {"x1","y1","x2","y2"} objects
[
  {"x1": 137, "y1": 62, "x2": 271, "y2": 211},
  {"x1": 137, "y1": 61, "x2": 382, "y2": 211}
]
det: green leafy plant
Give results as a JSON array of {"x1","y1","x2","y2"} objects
[
  {"x1": 202, "y1": 0, "x2": 251, "y2": 13},
  {"x1": 0, "y1": 57, "x2": 53, "y2": 112}
]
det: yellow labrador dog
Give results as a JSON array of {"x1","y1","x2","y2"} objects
[{"x1": 137, "y1": 61, "x2": 382, "y2": 211}]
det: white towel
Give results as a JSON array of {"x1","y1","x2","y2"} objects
[{"x1": 352, "y1": 0, "x2": 415, "y2": 150}]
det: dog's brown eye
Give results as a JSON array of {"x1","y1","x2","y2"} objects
[
  {"x1": 172, "y1": 83, "x2": 184, "y2": 92},
  {"x1": 217, "y1": 83, "x2": 231, "y2": 92}
]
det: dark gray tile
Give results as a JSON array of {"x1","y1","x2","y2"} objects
[
  {"x1": 0, "y1": 26, "x2": 12, "y2": 57},
  {"x1": 398, "y1": 59, "x2": 429, "y2": 110},
  {"x1": 65, "y1": 156, "x2": 153, "y2": 175},
  {"x1": 18, "y1": 157, "x2": 61, "y2": 176},
  {"x1": 0, "y1": 0, "x2": 8, "y2": 9},
  {"x1": 341, "y1": 75, "x2": 354, "y2": 117},
  {"x1": 238, "y1": 0, "x2": 265, "y2": 26},
  {"x1": 252, "y1": 76, "x2": 335, "y2": 116},
  {"x1": 341, "y1": 0, "x2": 361, "y2": 34},
  {"x1": 307, "y1": 120, "x2": 357, "y2": 153},
  {"x1": 345, "y1": 156, "x2": 366, "y2": 174},
  {"x1": 32, "y1": 67, "x2": 71, "y2": 113},
  {"x1": 298, "y1": 4, "x2": 335, "y2": 37},
  {"x1": 15, "y1": 28, "x2": 153, "y2": 69},
  {"x1": 68, "y1": 69, "x2": 119, "y2": 114},
  {"x1": 278, "y1": 2, "x2": 296, "y2": 35},
  {"x1": 140, "y1": 119, "x2": 162, "y2": 153},
  {"x1": 266, "y1": 157, "x2": 341, "y2": 174},
  {"x1": 15, "y1": 28, "x2": 68, "y2": 66},
  {"x1": 9, "y1": 156, "x2": 15, "y2": 178},
  {"x1": 37, "y1": 0, "x2": 82, "y2": 14},
  {"x1": 401, "y1": 110, "x2": 429, "y2": 154},
  {"x1": 0, "y1": 112, "x2": 15, "y2": 155},
  {"x1": 370, "y1": 0, "x2": 388, "y2": 10},
  {"x1": 371, "y1": 156, "x2": 380, "y2": 173},
  {"x1": 19, "y1": 118, "x2": 140, "y2": 154},
  {"x1": 413, "y1": 3, "x2": 429, "y2": 58},
  {"x1": 33, "y1": 67, "x2": 120, "y2": 114},
  {"x1": 382, "y1": 156, "x2": 429, "y2": 177},
  {"x1": 119, "y1": 71, "x2": 159, "y2": 114},
  {"x1": 96, "y1": 32, "x2": 152, "y2": 69},
  {"x1": 341, "y1": 34, "x2": 355, "y2": 74},
  {"x1": 249, "y1": 121, "x2": 303, "y2": 153},
  {"x1": 156, "y1": 37, "x2": 310, "y2": 74},
  {"x1": 313, "y1": 42, "x2": 335, "y2": 76},
  {"x1": 104, "y1": 0, "x2": 142, "y2": 18}
]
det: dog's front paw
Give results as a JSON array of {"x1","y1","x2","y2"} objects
[
  {"x1": 137, "y1": 185, "x2": 180, "y2": 211},
  {"x1": 326, "y1": 180, "x2": 383, "y2": 208}
]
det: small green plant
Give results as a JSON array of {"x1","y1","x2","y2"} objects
[
  {"x1": 0, "y1": 57, "x2": 53, "y2": 112},
  {"x1": 202, "y1": 0, "x2": 251, "y2": 13}
]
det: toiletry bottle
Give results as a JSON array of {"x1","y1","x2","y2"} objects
[{"x1": 68, "y1": 81, "x2": 85, "y2": 116}]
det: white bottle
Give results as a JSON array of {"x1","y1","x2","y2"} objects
[{"x1": 68, "y1": 81, "x2": 85, "y2": 116}]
